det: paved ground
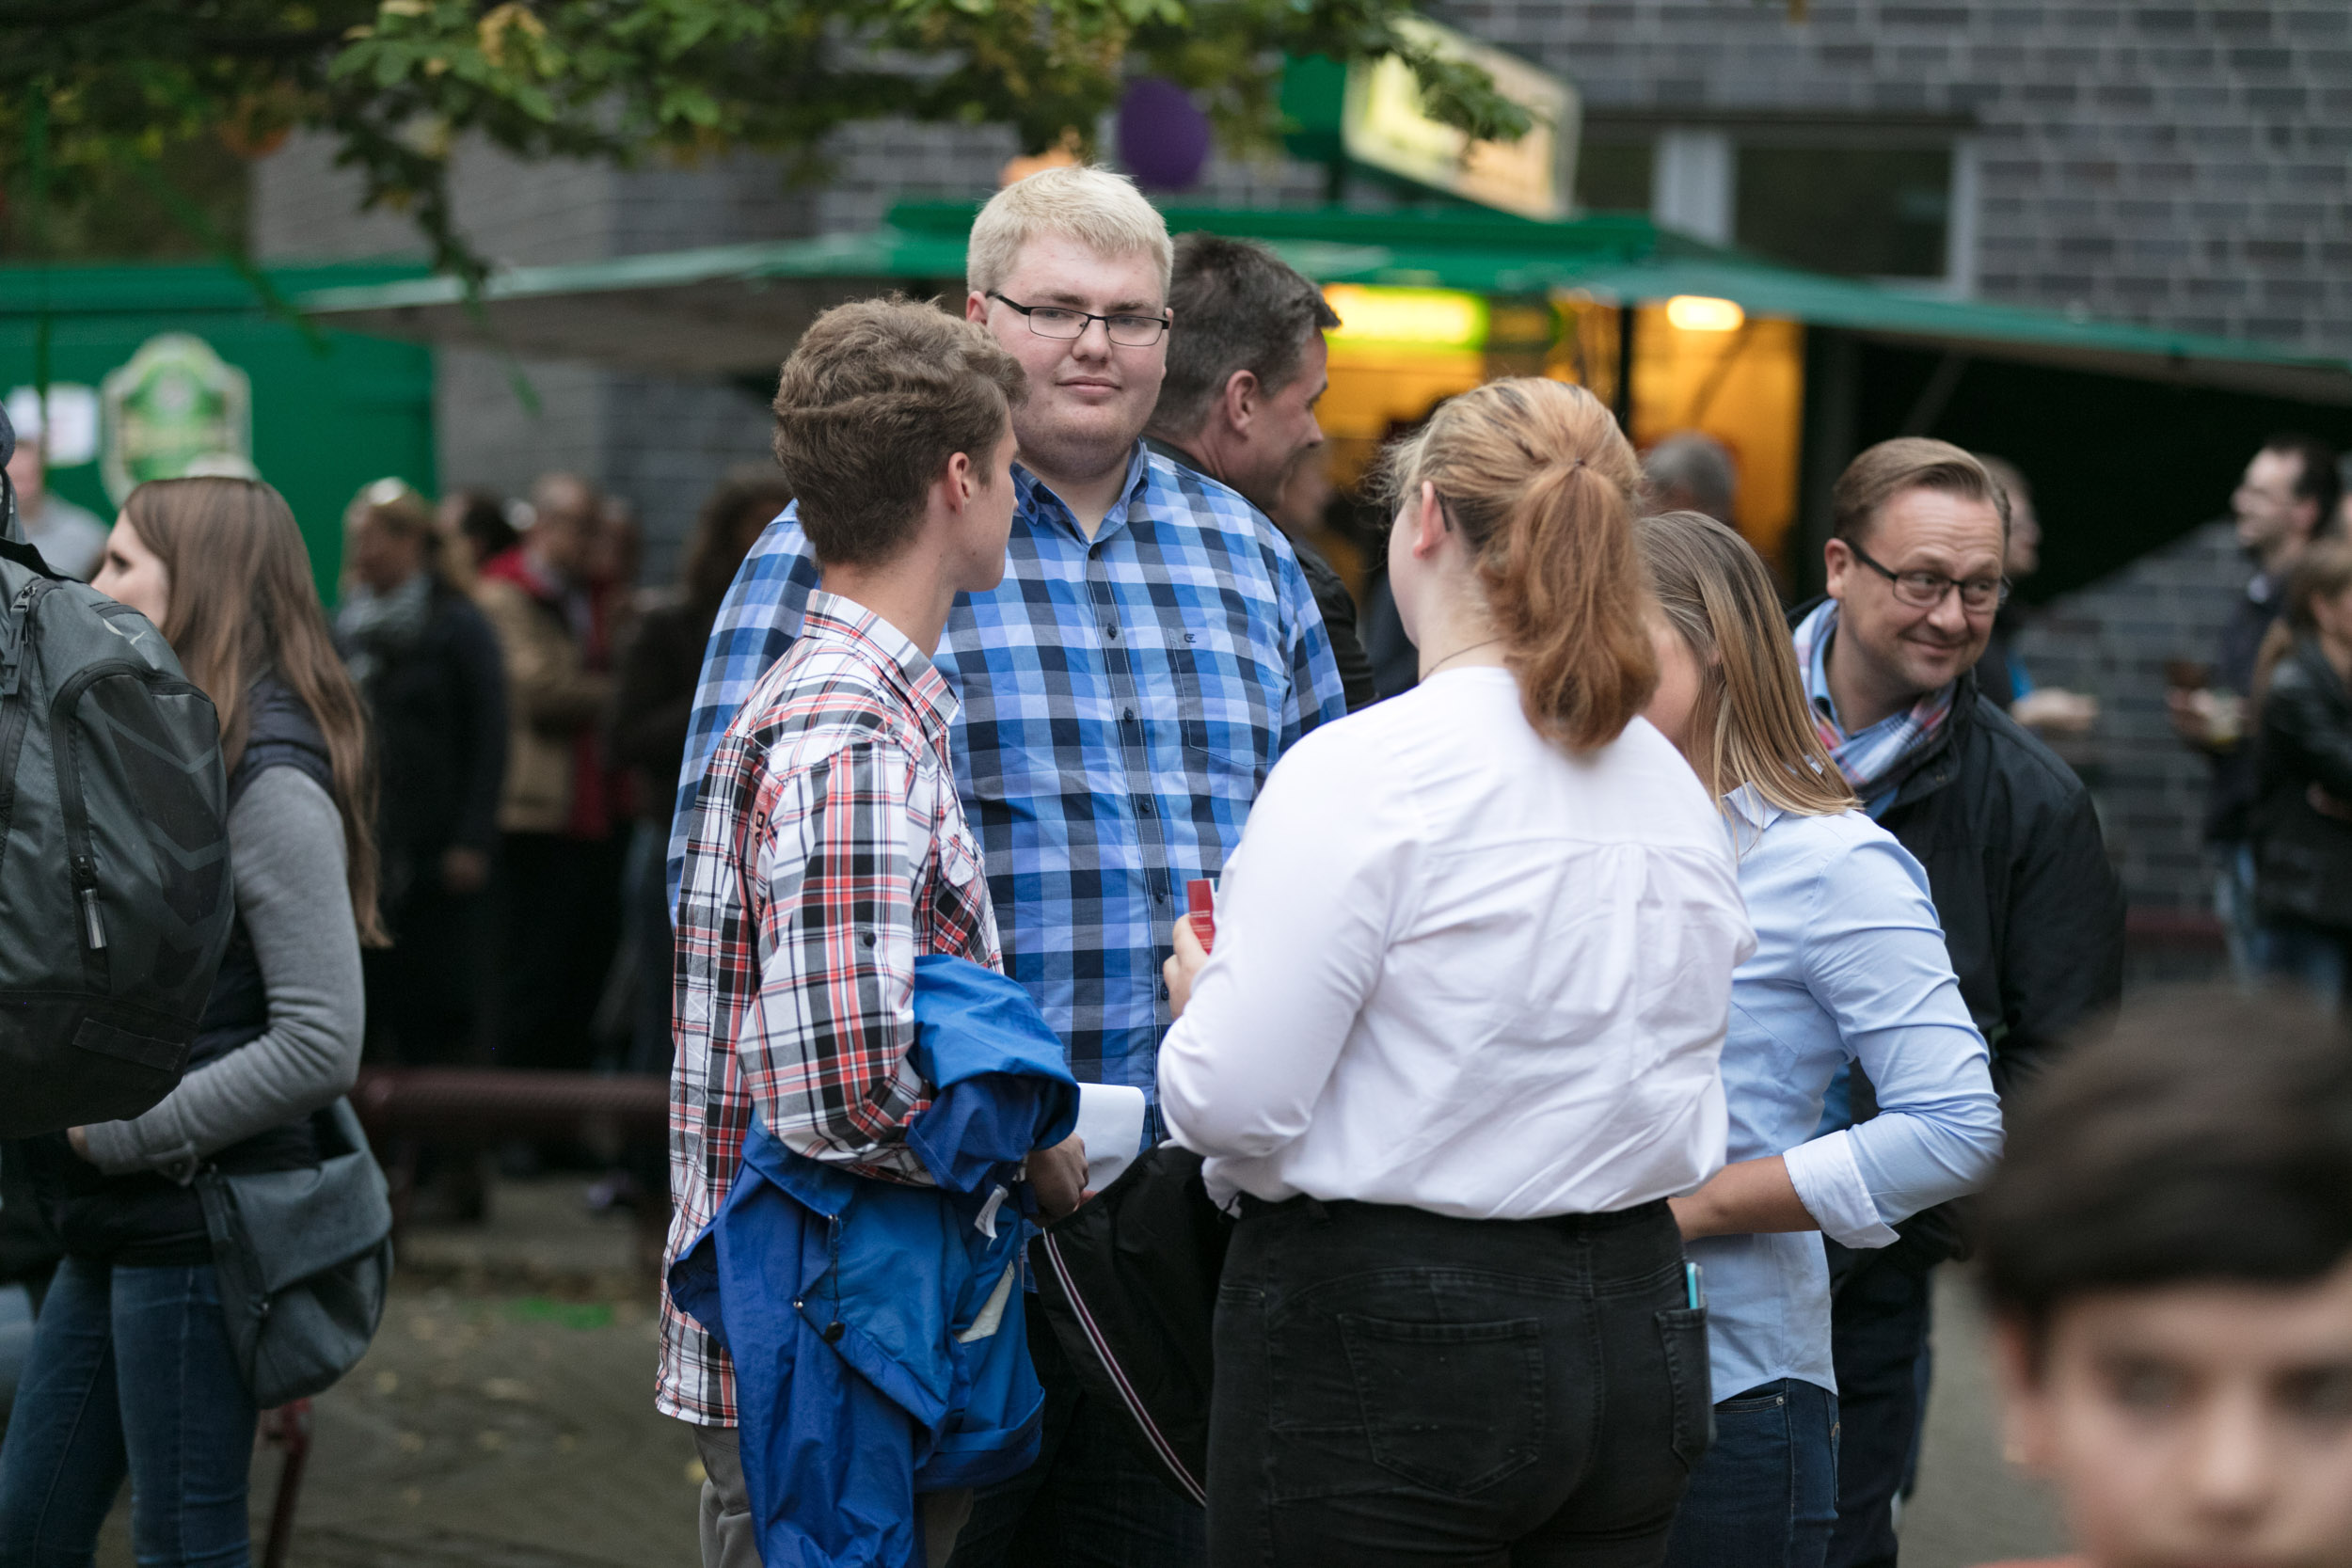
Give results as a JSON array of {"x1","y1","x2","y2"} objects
[{"x1": 83, "y1": 1179, "x2": 2069, "y2": 1566}]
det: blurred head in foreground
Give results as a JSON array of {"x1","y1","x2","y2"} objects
[{"x1": 1979, "y1": 985, "x2": 2352, "y2": 1568}]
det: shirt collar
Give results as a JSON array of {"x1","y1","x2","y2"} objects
[
  {"x1": 799, "y1": 589, "x2": 960, "y2": 747},
  {"x1": 1797, "y1": 598, "x2": 1956, "y2": 743},
  {"x1": 1142, "y1": 434, "x2": 1207, "y2": 481},
  {"x1": 1721, "y1": 782, "x2": 1784, "y2": 856},
  {"x1": 1011, "y1": 444, "x2": 1154, "y2": 544}
]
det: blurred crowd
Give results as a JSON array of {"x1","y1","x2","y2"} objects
[{"x1": 329, "y1": 466, "x2": 793, "y2": 1210}]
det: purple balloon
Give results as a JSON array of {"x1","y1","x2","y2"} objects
[{"x1": 1119, "y1": 77, "x2": 1211, "y2": 191}]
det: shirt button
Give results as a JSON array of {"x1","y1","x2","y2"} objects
[
  {"x1": 1159, "y1": 982, "x2": 1170, "y2": 1000},
  {"x1": 1122, "y1": 707, "x2": 1135, "y2": 722},
  {"x1": 861, "y1": 930, "x2": 875, "y2": 947},
  {"x1": 1104, "y1": 625, "x2": 1120, "y2": 640}
]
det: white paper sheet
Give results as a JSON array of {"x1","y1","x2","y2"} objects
[{"x1": 1073, "y1": 1084, "x2": 1149, "y2": 1192}]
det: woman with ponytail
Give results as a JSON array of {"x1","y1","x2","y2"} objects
[{"x1": 1156, "y1": 378, "x2": 1755, "y2": 1564}]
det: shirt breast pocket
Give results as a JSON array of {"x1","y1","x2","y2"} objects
[{"x1": 1162, "y1": 599, "x2": 1279, "y2": 799}]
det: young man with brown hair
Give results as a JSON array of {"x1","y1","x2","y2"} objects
[
  {"x1": 661, "y1": 298, "x2": 1083, "y2": 1568},
  {"x1": 1792, "y1": 436, "x2": 2126, "y2": 1568},
  {"x1": 1979, "y1": 986, "x2": 2352, "y2": 1568}
]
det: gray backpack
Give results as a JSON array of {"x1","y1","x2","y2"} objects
[{"x1": 0, "y1": 414, "x2": 236, "y2": 1136}]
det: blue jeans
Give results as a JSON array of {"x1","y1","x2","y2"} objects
[
  {"x1": 0, "y1": 1257, "x2": 259, "y2": 1568},
  {"x1": 1663, "y1": 1380, "x2": 1839, "y2": 1568}
]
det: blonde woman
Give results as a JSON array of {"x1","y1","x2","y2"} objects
[
  {"x1": 1635, "y1": 511, "x2": 2002, "y2": 1568},
  {"x1": 1159, "y1": 382, "x2": 1755, "y2": 1565}
]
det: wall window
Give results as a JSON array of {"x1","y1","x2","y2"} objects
[
  {"x1": 1576, "y1": 141, "x2": 1655, "y2": 213},
  {"x1": 1593, "y1": 123, "x2": 1974, "y2": 293},
  {"x1": 1734, "y1": 147, "x2": 1953, "y2": 280}
]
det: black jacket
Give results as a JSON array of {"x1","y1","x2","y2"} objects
[
  {"x1": 2251, "y1": 639, "x2": 2352, "y2": 930},
  {"x1": 611, "y1": 594, "x2": 720, "y2": 821},
  {"x1": 2206, "y1": 570, "x2": 2287, "y2": 843},
  {"x1": 1865, "y1": 672, "x2": 2125, "y2": 1101},
  {"x1": 341, "y1": 579, "x2": 507, "y2": 902}
]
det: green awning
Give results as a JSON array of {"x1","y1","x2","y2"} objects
[{"x1": 298, "y1": 203, "x2": 2352, "y2": 404}]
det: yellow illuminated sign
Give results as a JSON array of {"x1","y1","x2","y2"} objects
[
  {"x1": 1342, "y1": 19, "x2": 1579, "y2": 222},
  {"x1": 1324, "y1": 284, "x2": 1490, "y2": 351}
]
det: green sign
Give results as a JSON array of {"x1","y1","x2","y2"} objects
[{"x1": 100, "y1": 333, "x2": 254, "y2": 504}]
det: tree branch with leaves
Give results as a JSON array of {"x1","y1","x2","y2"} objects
[{"x1": 1, "y1": 0, "x2": 1537, "y2": 284}]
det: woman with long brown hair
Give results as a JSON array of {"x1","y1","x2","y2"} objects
[
  {"x1": 0, "y1": 477, "x2": 374, "y2": 1567},
  {"x1": 1635, "y1": 511, "x2": 2000, "y2": 1568},
  {"x1": 1156, "y1": 380, "x2": 1756, "y2": 1564}
]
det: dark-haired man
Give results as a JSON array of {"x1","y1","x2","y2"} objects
[
  {"x1": 1793, "y1": 436, "x2": 2125, "y2": 1568},
  {"x1": 1977, "y1": 986, "x2": 2352, "y2": 1568},
  {"x1": 663, "y1": 298, "x2": 1080, "y2": 1568},
  {"x1": 1144, "y1": 230, "x2": 1376, "y2": 710},
  {"x1": 2169, "y1": 435, "x2": 2343, "y2": 980}
]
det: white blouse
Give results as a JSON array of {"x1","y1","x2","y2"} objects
[{"x1": 1158, "y1": 667, "x2": 1755, "y2": 1220}]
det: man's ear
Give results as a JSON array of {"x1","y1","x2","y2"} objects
[
  {"x1": 965, "y1": 291, "x2": 990, "y2": 325},
  {"x1": 1822, "y1": 537, "x2": 1853, "y2": 602},
  {"x1": 1220, "y1": 369, "x2": 1261, "y2": 434}
]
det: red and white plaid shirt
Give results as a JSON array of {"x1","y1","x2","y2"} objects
[{"x1": 658, "y1": 593, "x2": 1000, "y2": 1426}]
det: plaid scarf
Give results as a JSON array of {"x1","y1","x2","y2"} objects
[{"x1": 1790, "y1": 600, "x2": 1957, "y2": 816}]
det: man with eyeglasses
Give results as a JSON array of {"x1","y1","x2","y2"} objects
[
  {"x1": 666, "y1": 165, "x2": 1345, "y2": 1568},
  {"x1": 1789, "y1": 437, "x2": 2123, "y2": 1568}
]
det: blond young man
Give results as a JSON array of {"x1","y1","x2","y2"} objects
[{"x1": 668, "y1": 166, "x2": 1347, "y2": 1564}]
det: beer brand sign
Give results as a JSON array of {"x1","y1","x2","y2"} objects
[{"x1": 100, "y1": 334, "x2": 253, "y2": 504}]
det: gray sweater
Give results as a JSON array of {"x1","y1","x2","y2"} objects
[{"x1": 83, "y1": 767, "x2": 365, "y2": 1176}]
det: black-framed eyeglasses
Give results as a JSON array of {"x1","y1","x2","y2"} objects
[
  {"x1": 1848, "y1": 539, "x2": 2010, "y2": 612},
  {"x1": 987, "y1": 291, "x2": 1169, "y2": 347}
]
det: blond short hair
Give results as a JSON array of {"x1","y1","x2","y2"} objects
[{"x1": 966, "y1": 166, "x2": 1173, "y2": 300}]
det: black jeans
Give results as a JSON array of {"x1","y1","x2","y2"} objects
[
  {"x1": 1208, "y1": 1196, "x2": 1708, "y2": 1568},
  {"x1": 1825, "y1": 1250, "x2": 1933, "y2": 1568}
]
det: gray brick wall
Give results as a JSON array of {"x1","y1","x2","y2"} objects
[
  {"x1": 1430, "y1": 0, "x2": 2352, "y2": 356},
  {"x1": 2013, "y1": 519, "x2": 2249, "y2": 911}
]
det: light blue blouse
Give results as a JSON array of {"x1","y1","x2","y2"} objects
[{"x1": 1690, "y1": 788, "x2": 2003, "y2": 1402}]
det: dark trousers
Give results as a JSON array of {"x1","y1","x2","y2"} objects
[
  {"x1": 365, "y1": 874, "x2": 491, "y2": 1066},
  {"x1": 1825, "y1": 1253, "x2": 1933, "y2": 1568},
  {"x1": 1663, "y1": 1380, "x2": 1839, "y2": 1568},
  {"x1": 1207, "y1": 1196, "x2": 1708, "y2": 1568},
  {"x1": 945, "y1": 1306, "x2": 1206, "y2": 1568},
  {"x1": 496, "y1": 831, "x2": 626, "y2": 1072},
  {"x1": 0, "y1": 1258, "x2": 258, "y2": 1567}
]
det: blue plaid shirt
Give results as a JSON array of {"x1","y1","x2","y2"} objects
[{"x1": 669, "y1": 444, "x2": 1347, "y2": 1098}]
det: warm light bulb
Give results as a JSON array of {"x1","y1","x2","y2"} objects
[{"x1": 1665, "y1": 295, "x2": 1746, "y2": 332}]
